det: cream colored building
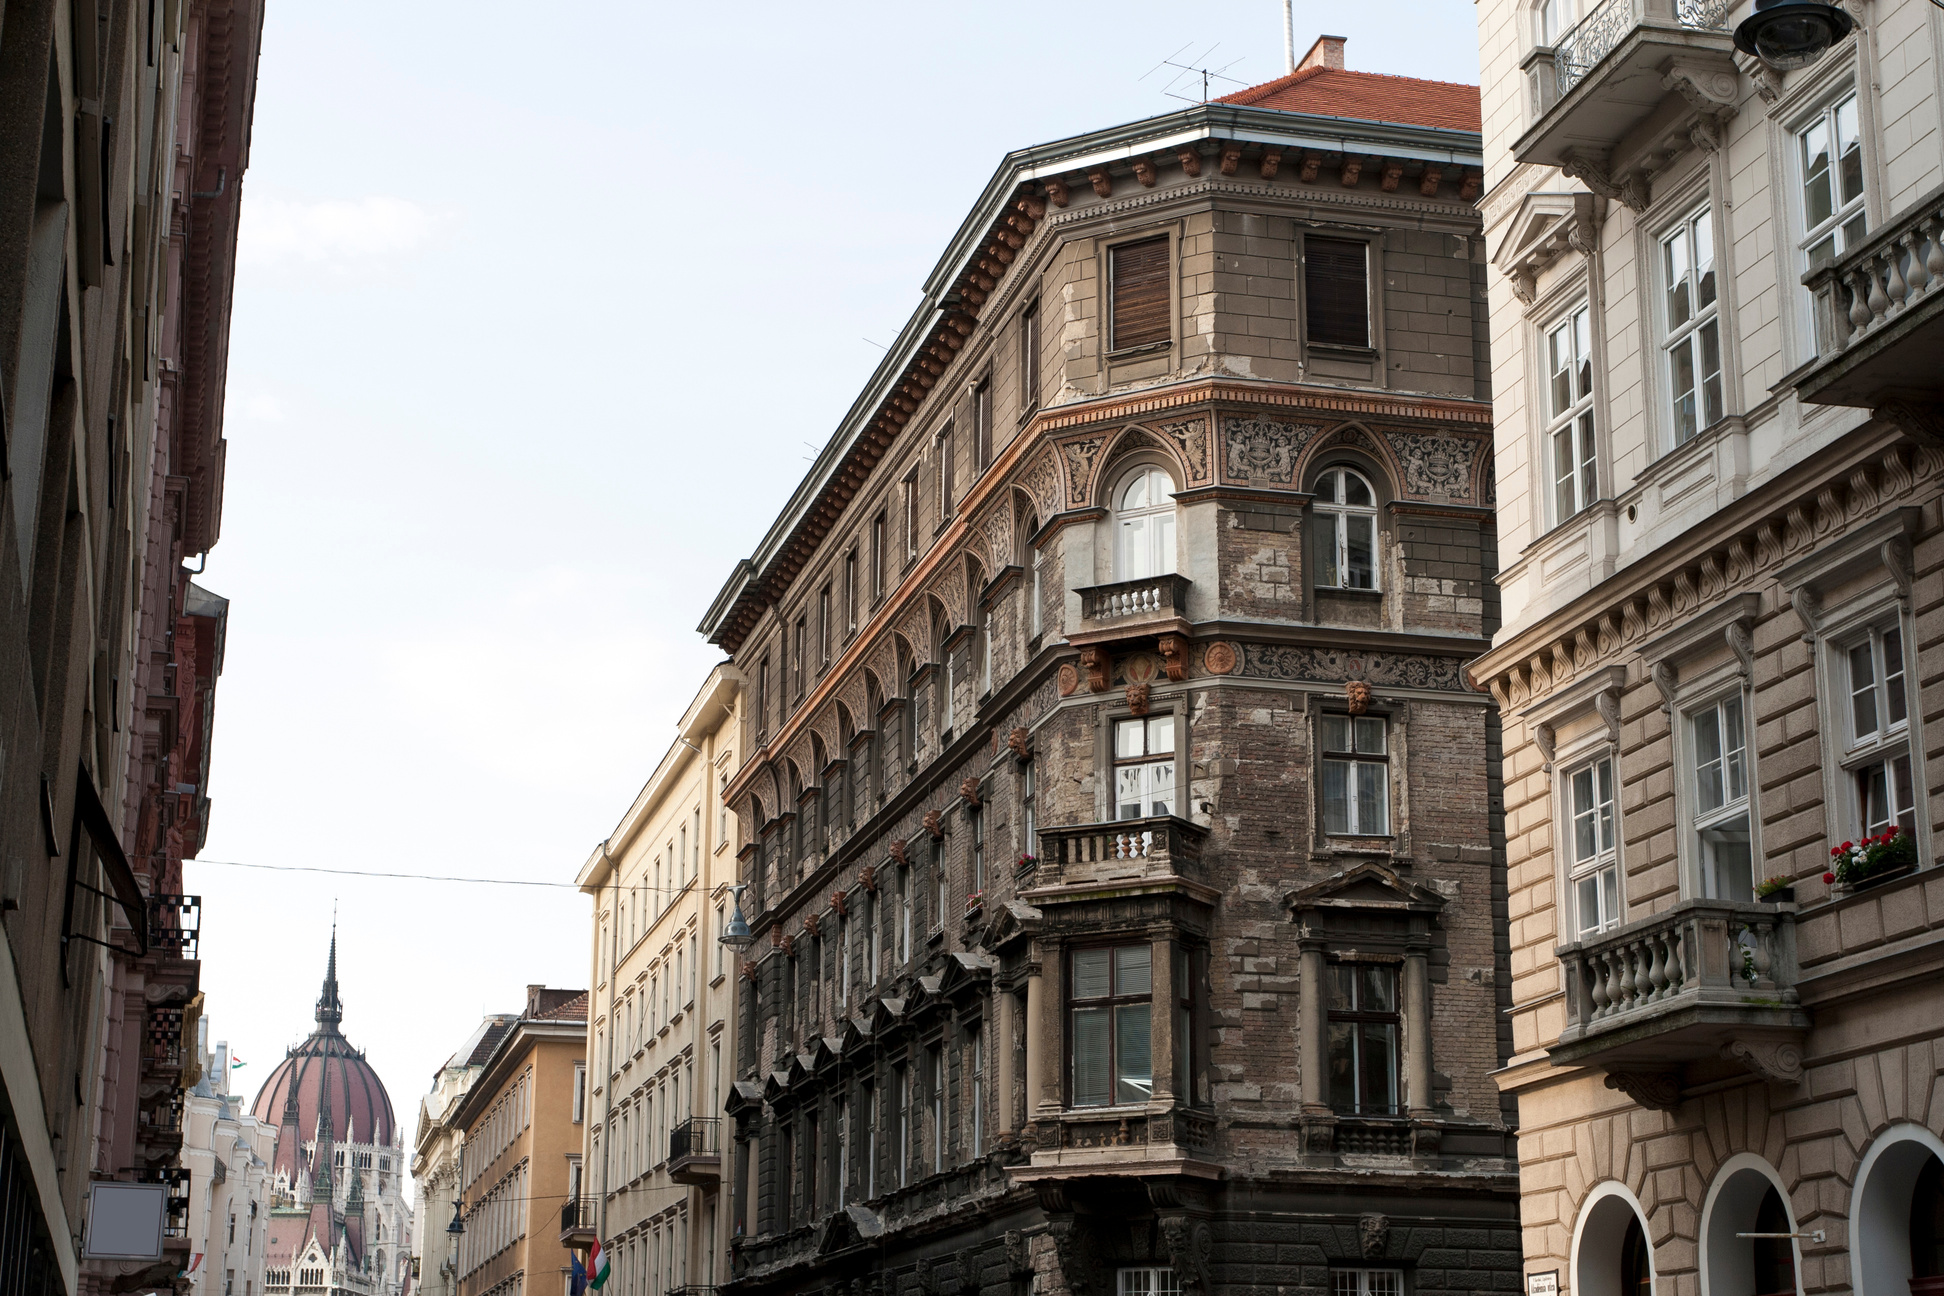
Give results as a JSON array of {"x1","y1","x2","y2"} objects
[
  {"x1": 573, "y1": 667, "x2": 743, "y2": 1296},
  {"x1": 412, "y1": 1015, "x2": 517, "y2": 1296},
  {"x1": 183, "y1": 1029, "x2": 278, "y2": 1296},
  {"x1": 1471, "y1": 0, "x2": 1944, "y2": 1293}
]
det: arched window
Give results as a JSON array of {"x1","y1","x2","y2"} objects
[
  {"x1": 1021, "y1": 511, "x2": 1044, "y2": 638},
  {"x1": 1114, "y1": 467, "x2": 1177, "y2": 579},
  {"x1": 1313, "y1": 466, "x2": 1379, "y2": 590}
]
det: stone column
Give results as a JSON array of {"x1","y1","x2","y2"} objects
[
  {"x1": 996, "y1": 983, "x2": 1017, "y2": 1134},
  {"x1": 1298, "y1": 942, "x2": 1327, "y2": 1110},
  {"x1": 1030, "y1": 938, "x2": 1063, "y2": 1117},
  {"x1": 1149, "y1": 934, "x2": 1176, "y2": 1104},
  {"x1": 1405, "y1": 946, "x2": 1432, "y2": 1116}
]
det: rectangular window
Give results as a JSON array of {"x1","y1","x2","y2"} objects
[
  {"x1": 1304, "y1": 236, "x2": 1371, "y2": 347},
  {"x1": 840, "y1": 913, "x2": 851, "y2": 1009},
  {"x1": 757, "y1": 656, "x2": 770, "y2": 740},
  {"x1": 1538, "y1": 0, "x2": 1577, "y2": 41},
  {"x1": 974, "y1": 379, "x2": 992, "y2": 472},
  {"x1": 895, "y1": 1064, "x2": 910, "y2": 1188},
  {"x1": 1070, "y1": 944, "x2": 1153, "y2": 1107},
  {"x1": 903, "y1": 470, "x2": 919, "y2": 562},
  {"x1": 1799, "y1": 91, "x2": 1866, "y2": 271},
  {"x1": 864, "y1": 1082, "x2": 878, "y2": 1198},
  {"x1": 1320, "y1": 714, "x2": 1389, "y2": 836},
  {"x1": 927, "y1": 1045, "x2": 945, "y2": 1173},
  {"x1": 573, "y1": 1064, "x2": 586, "y2": 1123},
  {"x1": 1113, "y1": 715, "x2": 1176, "y2": 820},
  {"x1": 819, "y1": 585, "x2": 832, "y2": 666},
  {"x1": 1547, "y1": 304, "x2": 1597, "y2": 523},
  {"x1": 939, "y1": 424, "x2": 956, "y2": 521},
  {"x1": 1109, "y1": 236, "x2": 1172, "y2": 350},
  {"x1": 1327, "y1": 963, "x2": 1400, "y2": 1115},
  {"x1": 1663, "y1": 207, "x2": 1722, "y2": 444},
  {"x1": 835, "y1": 1098, "x2": 848, "y2": 1207},
  {"x1": 971, "y1": 806, "x2": 985, "y2": 896},
  {"x1": 899, "y1": 865, "x2": 912, "y2": 963},
  {"x1": 1333, "y1": 1272, "x2": 1404, "y2": 1296},
  {"x1": 844, "y1": 551, "x2": 857, "y2": 633},
  {"x1": 1021, "y1": 761, "x2": 1037, "y2": 860},
  {"x1": 1568, "y1": 756, "x2": 1620, "y2": 937},
  {"x1": 793, "y1": 617, "x2": 806, "y2": 698},
  {"x1": 1029, "y1": 537, "x2": 1044, "y2": 638},
  {"x1": 968, "y1": 1027, "x2": 984, "y2": 1156},
  {"x1": 1842, "y1": 624, "x2": 1917, "y2": 840},
  {"x1": 865, "y1": 889, "x2": 879, "y2": 983},
  {"x1": 1021, "y1": 300, "x2": 1041, "y2": 414},
  {"x1": 1691, "y1": 695, "x2": 1753, "y2": 901},
  {"x1": 1118, "y1": 1273, "x2": 1181, "y2": 1296},
  {"x1": 872, "y1": 511, "x2": 887, "y2": 598},
  {"x1": 931, "y1": 841, "x2": 947, "y2": 934}
]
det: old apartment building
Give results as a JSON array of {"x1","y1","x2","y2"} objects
[
  {"x1": 1471, "y1": 0, "x2": 1944, "y2": 1290},
  {"x1": 0, "y1": 4, "x2": 262, "y2": 1296},
  {"x1": 572, "y1": 666, "x2": 743, "y2": 1296},
  {"x1": 699, "y1": 36, "x2": 1523, "y2": 1296}
]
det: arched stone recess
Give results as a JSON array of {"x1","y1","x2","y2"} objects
[
  {"x1": 1699, "y1": 1153, "x2": 1802, "y2": 1296},
  {"x1": 974, "y1": 495, "x2": 1014, "y2": 570},
  {"x1": 1055, "y1": 432, "x2": 1110, "y2": 508},
  {"x1": 1096, "y1": 424, "x2": 1191, "y2": 499},
  {"x1": 1298, "y1": 420, "x2": 1402, "y2": 491},
  {"x1": 834, "y1": 672, "x2": 870, "y2": 735},
  {"x1": 893, "y1": 603, "x2": 934, "y2": 666},
  {"x1": 1850, "y1": 1122, "x2": 1944, "y2": 1296},
  {"x1": 779, "y1": 733, "x2": 818, "y2": 794},
  {"x1": 1474, "y1": 443, "x2": 1498, "y2": 508},
  {"x1": 804, "y1": 704, "x2": 842, "y2": 762},
  {"x1": 1572, "y1": 1180, "x2": 1658, "y2": 1296},
  {"x1": 1017, "y1": 444, "x2": 1063, "y2": 521},
  {"x1": 925, "y1": 571, "x2": 967, "y2": 636},
  {"x1": 862, "y1": 641, "x2": 899, "y2": 702}
]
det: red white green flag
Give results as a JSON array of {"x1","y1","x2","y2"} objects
[{"x1": 588, "y1": 1240, "x2": 609, "y2": 1291}]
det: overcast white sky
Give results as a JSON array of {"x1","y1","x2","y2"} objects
[{"x1": 196, "y1": 0, "x2": 1479, "y2": 1142}]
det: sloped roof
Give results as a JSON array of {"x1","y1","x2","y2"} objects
[{"x1": 1218, "y1": 65, "x2": 1481, "y2": 133}]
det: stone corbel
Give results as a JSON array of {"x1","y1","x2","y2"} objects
[
  {"x1": 1650, "y1": 660, "x2": 1678, "y2": 715},
  {"x1": 1080, "y1": 645, "x2": 1109, "y2": 693},
  {"x1": 1882, "y1": 537, "x2": 1914, "y2": 599},
  {"x1": 1595, "y1": 688, "x2": 1622, "y2": 744},
  {"x1": 1044, "y1": 178, "x2": 1070, "y2": 209},
  {"x1": 1722, "y1": 1037, "x2": 1805, "y2": 1085},
  {"x1": 1726, "y1": 621, "x2": 1755, "y2": 677},
  {"x1": 1566, "y1": 191, "x2": 1605, "y2": 256},
  {"x1": 1561, "y1": 151, "x2": 1649, "y2": 213},
  {"x1": 1157, "y1": 632, "x2": 1189, "y2": 682},
  {"x1": 1603, "y1": 1070, "x2": 1682, "y2": 1110},
  {"x1": 1534, "y1": 721, "x2": 1557, "y2": 773},
  {"x1": 1878, "y1": 395, "x2": 1944, "y2": 446},
  {"x1": 1792, "y1": 585, "x2": 1824, "y2": 643}
]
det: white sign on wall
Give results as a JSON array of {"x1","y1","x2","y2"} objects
[
  {"x1": 82, "y1": 1182, "x2": 168, "y2": 1261},
  {"x1": 1528, "y1": 1272, "x2": 1559, "y2": 1296}
]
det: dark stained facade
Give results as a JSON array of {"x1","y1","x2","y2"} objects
[{"x1": 700, "y1": 37, "x2": 1521, "y2": 1296}]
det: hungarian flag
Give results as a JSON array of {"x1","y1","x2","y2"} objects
[
  {"x1": 231, "y1": 1056, "x2": 246, "y2": 1070},
  {"x1": 587, "y1": 1240, "x2": 609, "y2": 1292}
]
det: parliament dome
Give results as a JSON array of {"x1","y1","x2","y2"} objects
[{"x1": 251, "y1": 933, "x2": 397, "y2": 1147}]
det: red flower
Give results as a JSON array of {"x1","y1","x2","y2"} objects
[
  {"x1": 1842, "y1": 841, "x2": 1854, "y2": 851},
  {"x1": 1823, "y1": 872, "x2": 1837, "y2": 884}
]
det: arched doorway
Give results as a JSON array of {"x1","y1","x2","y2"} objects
[
  {"x1": 1575, "y1": 1184, "x2": 1655, "y2": 1296},
  {"x1": 1702, "y1": 1157, "x2": 1799, "y2": 1296},
  {"x1": 1853, "y1": 1124, "x2": 1944, "y2": 1296}
]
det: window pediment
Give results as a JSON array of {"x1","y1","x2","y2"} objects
[
  {"x1": 1494, "y1": 192, "x2": 1602, "y2": 305},
  {"x1": 1285, "y1": 862, "x2": 1445, "y2": 921}
]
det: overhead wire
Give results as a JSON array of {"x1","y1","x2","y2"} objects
[{"x1": 190, "y1": 857, "x2": 710, "y2": 894}]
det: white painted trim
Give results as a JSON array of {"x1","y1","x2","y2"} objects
[{"x1": 1570, "y1": 1179, "x2": 1654, "y2": 1296}]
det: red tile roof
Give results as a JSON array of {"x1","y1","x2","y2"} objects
[{"x1": 1218, "y1": 66, "x2": 1481, "y2": 134}]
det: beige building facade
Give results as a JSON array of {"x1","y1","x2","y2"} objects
[
  {"x1": 413, "y1": 1015, "x2": 517, "y2": 1296},
  {"x1": 183, "y1": 1030, "x2": 278, "y2": 1296},
  {"x1": 573, "y1": 666, "x2": 742, "y2": 1296},
  {"x1": 1471, "y1": 0, "x2": 1944, "y2": 1293}
]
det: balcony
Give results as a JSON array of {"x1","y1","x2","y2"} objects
[
  {"x1": 668, "y1": 1117, "x2": 720, "y2": 1186},
  {"x1": 1799, "y1": 182, "x2": 1944, "y2": 416},
  {"x1": 1028, "y1": 816, "x2": 1208, "y2": 892},
  {"x1": 1516, "y1": 0, "x2": 1736, "y2": 184},
  {"x1": 1069, "y1": 573, "x2": 1191, "y2": 650},
  {"x1": 1552, "y1": 898, "x2": 1809, "y2": 1087},
  {"x1": 148, "y1": 894, "x2": 202, "y2": 959},
  {"x1": 559, "y1": 1197, "x2": 596, "y2": 1247}
]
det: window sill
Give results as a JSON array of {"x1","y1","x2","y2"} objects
[
  {"x1": 1316, "y1": 586, "x2": 1383, "y2": 599},
  {"x1": 1105, "y1": 341, "x2": 1173, "y2": 362},
  {"x1": 1307, "y1": 342, "x2": 1378, "y2": 360}
]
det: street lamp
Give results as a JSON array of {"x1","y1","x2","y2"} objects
[
  {"x1": 447, "y1": 1199, "x2": 465, "y2": 1235},
  {"x1": 1733, "y1": 0, "x2": 1854, "y2": 70},
  {"x1": 718, "y1": 884, "x2": 755, "y2": 950}
]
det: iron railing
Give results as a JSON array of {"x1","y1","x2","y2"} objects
[
  {"x1": 148, "y1": 894, "x2": 202, "y2": 958},
  {"x1": 1554, "y1": 0, "x2": 1732, "y2": 93},
  {"x1": 669, "y1": 1117, "x2": 720, "y2": 1163}
]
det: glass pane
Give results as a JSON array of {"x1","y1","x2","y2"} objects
[
  {"x1": 1894, "y1": 755, "x2": 1915, "y2": 836},
  {"x1": 1148, "y1": 760, "x2": 1175, "y2": 816},
  {"x1": 1577, "y1": 873, "x2": 1602, "y2": 938},
  {"x1": 1860, "y1": 764, "x2": 1890, "y2": 836},
  {"x1": 1694, "y1": 705, "x2": 1725, "y2": 813},
  {"x1": 1148, "y1": 714, "x2": 1175, "y2": 754},
  {"x1": 1361, "y1": 1023, "x2": 1398, "y2": 1114},
  {"x1": 1806, "y1": 232, "x2": 1837, "y2": 270},
  {"x1": 1116, "y1": 765, "x2": 1145, "y2": 820},
  {"x1": 1353, "y1": 717, "x2": 1386, "y2": 754},
  {"x1": 1549, "y1": 324, "x2": 1573, "y2": 417},
  {"x1": 1572, "y1": 767, "x2": 1597, "y2": 862},
  {"x1": 1321, "y1": 715, "x2": 1351, "y2": 752},
  {"x1": 1884, "y1": 628, "x2": 1907, "y2": 725},
  {"x1": 1802, "y1": 119, "x2": 1833, "y2": 227},
  {"x1": 1073, "y1": 948, "x2": 1111, "y2": 1000},
  {"x1": 1361, "y1": 965, "x2": 1397, "y2": 1012},
  {"x1": 1369, "y1": 1274, "x2": 1402, "y2": 1296},
  {"x1": 1072, "y1": 1007, "x2": 1109, "y2": 1106},
  {"x1": 1335, "y1": 1272, "x2": 1361, "y2": 1296},
  {"x1": 1315, "y1": 470, "x2": 1338, "y2": 504},
  {"x1": 1345, "y1": 472, "x2": 1373, "y2": 507},
  {"x1": 1120, "y1": 1272, "x2": 1152, "y2": 1296},
  {"x1": 1702, "y1": 814, "x2": 1753, "y2": 902},
  {"x1": 1695, "y1": 211, "x2": 1715, "y2": 308},
  {"x1": 1671, "y1": 334, "x2": 1698, "y2": 444},
  {"x1": 1701, "y1": 323, "x2": 1722, "y2": 427},
  {"x1": 1115, "y1": 945, "x2": 1153, "y2": 997},
  {"x1": 1315, "y1": 513, "x2": 1341, "y2": 587},
  {"x1": 1574, "y1": 312, "x2": 1592, "y2": 399},
  {"x1": 1323, "y1": 760, "x2": 1350, "y2": 834},
  {"x1": 1665, "y1": 230, "x2": 1691, "y2": 329},
  {"x1": 1841, "y1": 211, "x2": 1868, "y2": 252},
  {"x1": 1577, "y1": 415, "x2": 1599, "y2": 507},
  {"x1": 1601, "y1": 866, "x2": 1619, "y2": 928},
  {"x1": 1346, "y1": 516, "x2": 1376, "y2": 589},
  {"x1": 1332, "y1": 962, "x2": 1357, "y2": 1008},
  {"x1": 1355, "y1": 761, "x2": 1386, "y2": 835},
  {"x1": 1116, "y1": 718, "x2": 1146, "y2": 759},
  {"x1": 1849, "y1": 642, "x2": 1878, "y2": 737},
  {"x1": 1120, "y1": 473, "x2": 1150, "y2": 510},
  {"x1": 1114, "y1": 1003, "x2": 1152, "y2": 1104},
  {"x1": 1554, "y1": 426, "x2": 1577, "y2": 522},
  {"x1": 1723, "y1": 696, "x2": 1746, "y2": 802},
  {"x1": 1836, "y1": 96, "x2": 1864, "y2": 205},
  {"x1": 1120, "y1": 516, "x2": 1150, "y2": 580},
  {"x1": 1327, "y1": 1020, "x2": 1356, "y2": 1111}
]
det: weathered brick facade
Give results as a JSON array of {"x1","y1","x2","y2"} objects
[{"x1": 701, "y1": 40, "x2": 1519, "y2": 1296}]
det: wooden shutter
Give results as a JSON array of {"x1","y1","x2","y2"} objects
[
  {"x1": 1110, "y1": 237, "x2": 1172, "y2": 350},
  {"x1": 1304, "y1": 237, "x2": 1371, "y2": 347}
]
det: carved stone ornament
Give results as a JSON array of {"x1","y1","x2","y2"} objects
[
  {"x1": 1159, "y1": 1217, "x2": 1214, "y2": 1294},
  {"x1": 960, "y1": 776, "x2": 983, "y2": 807},
  {"x1": 1359, "y1": 1213, "x2": 1390, "y2": 1258},
  {"x1": 1345, "y1": 679, "x2": 1372, "y2": 715},
  {"x1": 1603, "y1": 1070, "x2": 1682, "y2": 1110},
  {"x1": 889, "y1": 839, "x2": 910, "y2": 866},
  {"x1": 1007, "y1": 726, "x2": 1032, "y2": 760},
  {"x1": 1004, "y1": 1230, "x2": 1033, "y2": 1277},
  {"x1": 1534, "y1": 721, "x2": 1557, "y2": 773},
  {"x1": 1058, "y1": 663, "x2": 1080, "y2": 696},
  {"x1": 740, "y1": 959, "x2": 758, "y2": 982},
  {"x1": 770, "y1": 924, "x2": 784, "y2": 949},
  {"x1": 779, "y1": 932, "x2": 795, "y2": 957},
  {"x1": 830, "y1": 890, "x2": 848, "y2": 916},
  {"x1": 1223, "y1": 415, "x2": 1317, "y2": 483},
  {"x1": 923, "y1": 808, "x2": 945, "y2": 839},
  {"x1": 1158, "y1": 633, "x2": 1189, "y2": 682},
  {"x1": 1081, "y1": 646, "x2": 1110, "y2": 693},
  {"x1": 1383, "y1": 430, "x2": 1480, "y2": 500},
  {"x1": 1722, "y1": 1038, "x2": 1805, "y2": 1085},
  {"x1": 1650, "y1": 660, "x2": 1678, "y2": 714},
  {"x1": 802, "y1": 912, "x2": 819, "y2": 936},
  {"x1": 1126, "y1": 682, "x2": 1152, "y2": 717},
  {"x1": 859, "y1": 863, "x2": 878, "y2": 893},
  {"x1": 1204, "y1": 641, "x2": 1238, "y2": 675},
  {"x1": 1561, "y1": 150, "x2": 1648, "y2": 213}
]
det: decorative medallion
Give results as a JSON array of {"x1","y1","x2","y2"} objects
[
  {"x1": 1345, "y1": 679, "x2": 1372, "y2": 715},
  {"x1": 1126, "y1": 682, "x2": 1151, "y2": 717},
  {"x1": 1122, "y1": 653, "x2": 1159, "y2": 684},
  {"x1": 1058, "y1": 663, "x2": 1080, "y2": 696},
  {"x1": 1203, "y1": 641, "x2": 1238, "y2": 675}
]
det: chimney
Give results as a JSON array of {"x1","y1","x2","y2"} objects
[{"x1": 1298, "y1": 35, "x2": 1347, "y2": 72}]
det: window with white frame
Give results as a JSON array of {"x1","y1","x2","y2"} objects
[
  {"x1": 1114, "y1": 467, "x2": 1178, "y2": 579},
  {"x1": 1333, "y1": 1272, "x2": 1403, "y2": 1296},
  {"x1": 1799, "y1": 90, "x2": 1866, "y2": 272},
  {"x1": 1567, "y1": 755, "x2": 1619, "y2": 937},
  {"x1": 1538, "y1": 0, "x2": 1576, "y2": 42},
  {"x1": 1662, "y1": 207, "x2": 1722, "y2": 445},
  {"x1": 1320, "y1": 713, "x2": 1388, "y2": 836},
  {"x1": 1117, "y1": 1270, "x2": 1181, "y2": 1296},
  {"x1": 1113, "y1": 714, "x2": 1176, "y2": 819},
  {"x1": 1691, "y1": 694, "x2": 1753, "y2": 901},
  {"x1": 1546, "y1": 304, "x2": 1597, "y2": 523},
  {"x1": 1312, "y1": 466, "x2": 1379, "y2": 590},
  {"x1": 1841, "y1": 622, "x2": 1917, "y2": 839}
]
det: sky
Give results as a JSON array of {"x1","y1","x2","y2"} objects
[{"x1": 196, "y1": 0, "x2": 1480, "y2": 1145}]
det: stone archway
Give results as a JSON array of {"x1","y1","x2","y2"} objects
[
  {"x1": 1701, "y1": 1154, "x2": 1800, "y2": 1296},
  {"x1": 1852, "y1": 1123, "x2": 1944, "y2": 1296},
  {"x1": 1573, "y1": 1182, "x2": 1655, "y2": 1296}
]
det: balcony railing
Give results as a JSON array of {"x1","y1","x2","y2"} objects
[
  {"x1": 1553, "y1": 898, "x2": 1807, "y2": 1069},
  {"x1": 559, "y1": 1197, "x2": 596, "y2": 1244},
  {"x1": 1801, "y1": 182, "x2": 1944, "y2": 409},
  {"x1": 668, "y1": 1117, "x2": 720, "y2": 1185},
  {"x1": 148, "y1": 894, "x2": 201, "y2": 959},
  {"x1": 1071, "y1": 574, "x2": 1191, "y2": 644},
  {"x1": 138, "y1": 1168, "x2": 193, "y2": 1237},
  {"x1": 1554, "y1": 0, "x2": 1729, "y2": 93},
  {"x1": 1030, "y1": 815, "x2": 1208, "y2": 889}
]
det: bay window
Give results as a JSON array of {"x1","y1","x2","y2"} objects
[
  {"x1": 1114, "y1": 715, "x2": 1176, "y2": 819},
  {"x1": 1070, "y1": 944, "x2": 1153, "y2": 1107}
]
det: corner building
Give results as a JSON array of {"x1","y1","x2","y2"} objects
[
  {"x1": 1469, "y1": 0, "x2": 1944, "y2": 1290},
  {"x1": 701, "y1": 38, "x2": 1521, "y2": 1296}
]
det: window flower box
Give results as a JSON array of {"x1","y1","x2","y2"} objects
[{"x1": 1828, "y1": 827, "x2": 1918, "y2": 895}]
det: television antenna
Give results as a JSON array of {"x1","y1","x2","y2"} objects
[{"x1": 1142, "y1": 42, "x2": 1248, "y2": 105}]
